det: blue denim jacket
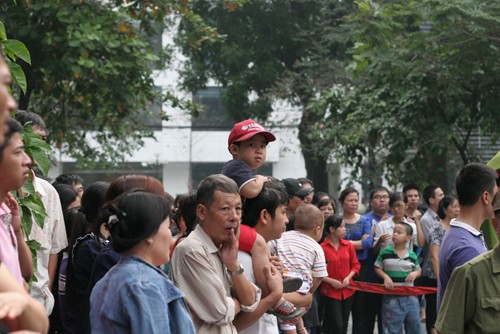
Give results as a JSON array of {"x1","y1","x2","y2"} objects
[{"x1": 90, "y1": 255, "x2": 195, "y2": 334}]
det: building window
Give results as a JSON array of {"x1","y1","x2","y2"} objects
[
  {"x1": 139, "y1": 86, "x2": 162, "y2": 129},
  {"x1": 192, "y1": 87, "x2": 235, "y2": 130},
  {"x1": 61, "y1": 162, "x2": 163, "y2": 187}
]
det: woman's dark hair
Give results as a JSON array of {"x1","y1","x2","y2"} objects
[
  {"x1": 105, "y1": 174, "x2": 165, "y2": 202},
  {"x1": 177, "y1": 193, "x2": 198, "y2": 235},
  {"x1": 437, "y1": 195, "x2": 458, "y2": 220},
  {"x1": 317, "y1": 197, "x2": 336, "y2": 213},
  {"x1": 81, "y1": 181, "x2": 110, "y2": 225},
  {"x1": 339, "y1": 187, "x2": 358, "y2": 204},
  {"x1": 389, "y1": 192, "x2": 405, "y2": 207},
  {"x1": 53, "y1": 183, "x2": 79, "y2": 212},
  {"x1": 104, "y1": 191, "x2": 171, "y2": 253},
  {"x1": 325, "y1": 215, "x2": 343, "y2": 232}
]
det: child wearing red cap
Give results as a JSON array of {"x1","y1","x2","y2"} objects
[{"x1": 222, "y1": 120, "x2": 302, "y2": 321}]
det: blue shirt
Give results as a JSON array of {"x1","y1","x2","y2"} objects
[
  {"x1": 437, "y1": 220, "x2": 488, "y2": 311},
  {"x1": 90, "y1": 255, "x2": 195, "y2": 334},
  {"x1": 221, "y1": 159, "x2": 255, "y2": 190}
]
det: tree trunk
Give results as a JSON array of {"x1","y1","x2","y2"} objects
[{"x1": 297, "y1": 106, "x2": 329, "y2": 192}]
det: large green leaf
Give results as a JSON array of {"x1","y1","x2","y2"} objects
[
  {"x1": 6, "y1": 61, "x2": 27, "y2": 94},
  {"x1": 0, "y1": 21, "x2": 6, "y2": 40},
  {"x1": 2, "y1": 39, "x2": 31, "y2": 64}
]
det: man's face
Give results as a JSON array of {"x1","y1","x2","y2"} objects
[
  {"x1": 197, "y1": 190, "x2": 242, "y2": 247},
  {"x1": 288, "y1": 195, "x2": 305, "y2": 217},
  {"x1": 371, "y1": 190, "x2": 390, "y2": 215},
  {"x1": 0, "y1": 133, "x2": 32, "y2": 191},
  {"x1": 404, "y1": 189, "x2": 420, "y2": 210},
  {"x1": 0, "y1": 61, "x2": 16, "y2": 145},
  {"x1": 269, "y1": 204, "x2": 288, "y2": 240},
  {"x1": 301, "y1": 182, "x2": 314, "y2": 204},
  {"x1": 230, "y1": 134, "x2": 267, "y2": 170},
  {"x1": 430, "y1": 187, "x2": 445, "y2": 209},
  {"x1": 74, "y1": 182, "x2": 84, "y2": 198}
]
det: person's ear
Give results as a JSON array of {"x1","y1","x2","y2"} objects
[
  {"x1": 197, "y1": 204, "x2": 206, "y2": 221},
  {"x1": 229, "y1": 144, "x2": 239, "y2": 155},
  {"x1": 260, "y1": 209, "x2": 269, "y2": 225}
]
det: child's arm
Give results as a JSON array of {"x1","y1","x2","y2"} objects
[
  {"x1": 405, "y1": 269, "x2": 421, "y2": 283},
  {"x1": 240, "y1": 175, "x2": 268, "y2": 199},
  {"x1": 374, "y1": 267, "x2": 394, "y2": 291},
  {"x1": 309, "y1": 277, "x2": 324, "y2": 294}
]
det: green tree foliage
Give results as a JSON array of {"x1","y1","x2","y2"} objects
[
  {"x1": 315, "y1": 0, "x2": 500, "y2": 188},
  {"x1": 177, "y1": 0, "x2": 355, "y2": 191},
  {"x1": 0, "y1": 0, "x2": 212, "y2": 167}
]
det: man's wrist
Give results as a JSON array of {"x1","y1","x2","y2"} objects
[{"x1": 227, "y1": 263, "x2": 244, "y2": 276}]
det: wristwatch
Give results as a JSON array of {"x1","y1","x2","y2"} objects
[{"x1": 227, "y1": 264, "x2": 244, "y2": 276}]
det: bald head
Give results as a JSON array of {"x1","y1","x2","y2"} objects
[{"x1": 294, "y1": 204, "x2": 323, "y2": 230}]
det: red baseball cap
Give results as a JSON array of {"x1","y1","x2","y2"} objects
[{"x1": 228, "y1": 119, "x2": 276, "y2": 147}]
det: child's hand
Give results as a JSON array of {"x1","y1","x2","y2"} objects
[
  {"x1": 383, "y1": 277, "x2": 394, "y2": 291},
  {"x1": 5, "y1": 193, "x2": 21, "y2": 233},
  {"x1": 405, "y1": 272, "x2": 419, "y2": 283},
  {"x1": 379, "y1": 233, "x2": 391, "y2": 243}
]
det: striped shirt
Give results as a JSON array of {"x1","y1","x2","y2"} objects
[
  {"x1": 269, "y1": 230, "x2": 327, "y2": 294},
  {"x1": 375, "y1": 246, "x2": 420, "y2": 286}
]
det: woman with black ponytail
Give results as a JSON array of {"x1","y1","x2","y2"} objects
[{"x1": 89, "y1": 191, "x2": 194, "y2": 333}]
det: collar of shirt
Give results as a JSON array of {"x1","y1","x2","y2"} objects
[
  {"x1": 450, "y1": 219, "x2": 482, "y2": 236},
  {"x1": 191, "y1": 225, "x2": 219, "y2": 254}
]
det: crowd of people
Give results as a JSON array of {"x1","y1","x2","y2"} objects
[{"x1": 1, "y1": 51, "x2": 500, "y2": 334}]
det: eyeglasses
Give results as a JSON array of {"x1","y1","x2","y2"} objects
[
  {"x1": 391, "y1": 203, "x2": 405, "y2": 209},
  {"x1": 373, "y1": 195, "x2": 389, "y2": 200}
]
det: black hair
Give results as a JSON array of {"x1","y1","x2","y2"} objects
[
  {"x1": 402, "y1": 182, "x2": 419, "y2": 194},
  {"x1": 455, "y1": 163, "x2": 497, "y2": 207},
  {"x1": 437, "y1": 195, "x2": 458, "y2": 220},
  {"x1": 324, "y1": 215, "x2": 343, "y2": 232},
  {"x1": 104, "y1": 191, "x2": 171, "y2": 253},
  {"x1": 197, "y1": 174, "x2": 239, "y2": 209},
  {"x1": 339, "y1": 187, "x2": 358, "y2": 204},
  {"x1": 389, "y1": 192, "x2": 405, "y2": 207},
  {"x1": 395, "y1": 221, "x2": 413, "y2": 236},
  {"x1": 14, "y1": 110, "x2": 46, "y2": 131},
  {"x1": 53, "y1": 183, "x2": 79, "y2": 212},
  {"x1": 0, "y1": 119, "x2": 23, "y2": 161},
  {"x1": 423, "y1": 185, "x2": 440, "y2": 206},
  {"x1": 177, "y1": 192, "x2": 198, "y2": 234},
  {"x1": 81, "y1": 181, "x2": 109, "y2": 225},
  {"x1": 317, "y1": 197, "x2": 336, "y2": 213},
  {"x1": 55, "y1": 174, "x2": 83, "y2": 186},
  {"x1": 242, "y1": 180, "x2": 289, "y2": 228},
  {"x1": 370, "y1": 186, "x2": 390, "y2": 200}
]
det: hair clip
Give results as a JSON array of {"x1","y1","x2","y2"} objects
[{"x1": 106, "y1": 214, "x2": 120, "y2": 229}]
